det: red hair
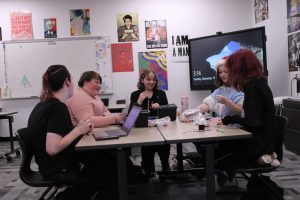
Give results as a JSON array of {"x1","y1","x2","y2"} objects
[{"x1": 225, "y1": 48, "x2": 263, "y2": 91}]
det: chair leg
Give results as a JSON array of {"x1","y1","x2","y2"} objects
[{"x1": 39, "y1": 185, "x2": 59, "y2": 200}]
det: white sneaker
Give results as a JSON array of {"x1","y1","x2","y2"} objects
[
  {"x1": 258, "y1": 154, "x2": 272, "y2": 165},
  {"x1": 270, "y1": 158, "x2": 281, "y2": 167},
  {"x1": 170, "y1": 157, "x2": 178, "y2": 170}
]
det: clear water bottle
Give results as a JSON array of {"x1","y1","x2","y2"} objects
[{"x1": 181, "y1": 96, "x2": 188, "y2": 112}]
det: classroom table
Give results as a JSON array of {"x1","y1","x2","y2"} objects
[
  {"x1": 75, "y1": 126, "x2": 165, "y2": 200},
  {"x1": 0, "y1": 111, "x2": 19, "y2": 161},
  {"x1": 157, "y1": 120, "x2": 252, "y2": 200}
]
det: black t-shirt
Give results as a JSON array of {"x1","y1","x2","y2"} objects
[
  {"x1": 129, "y1": 89, "x2": 168, "y2": 116},
  {"x1": 28, "y1": 98, "x2": 78, "y2": 179}
]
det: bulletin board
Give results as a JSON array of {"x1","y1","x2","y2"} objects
[{"x1": 1, "y1": 36, "x2": 113, "y2": 98}]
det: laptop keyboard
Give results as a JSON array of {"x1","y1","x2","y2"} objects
[{"x1": 105, "y1": 129, "x2": 126, "y2": 136}]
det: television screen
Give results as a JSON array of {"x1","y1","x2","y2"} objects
[{"x1": 188, "y1": 26, "x2": 267, "y2": 90}]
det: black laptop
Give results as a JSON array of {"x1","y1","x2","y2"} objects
[{"x1": 93, "y1": 105, "x2": 142, "y2": 141}]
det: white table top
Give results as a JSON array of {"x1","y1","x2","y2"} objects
[
  {"x1": 75, "y1": 125, "x2": 164, "y2": 151},
  {"x1": 158, "y1": 120, "x2": 252, "y2": 144}
]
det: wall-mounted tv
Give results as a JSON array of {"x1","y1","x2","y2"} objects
[{"x1": 188, "y1": 26, "x2": 267, "y2": 91}]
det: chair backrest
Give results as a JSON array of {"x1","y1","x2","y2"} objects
[
  {"x1": 16, "y1": 128, "x2": 54, "y2": 186},
  {"x1": 274, "y1": 115, "x2": 288, "y2": 162}
]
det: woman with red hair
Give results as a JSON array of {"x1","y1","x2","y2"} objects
[{"x1": 217, "y1": 48, "x2": 279, "y2": 169}]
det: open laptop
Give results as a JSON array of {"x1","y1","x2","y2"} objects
[{"x1": 93, "y1": 105, "x2": 142, "y2": 141}]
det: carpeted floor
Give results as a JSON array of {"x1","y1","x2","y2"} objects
[{"x1": 0, "y1": 142, "x2": 299, "y2": 200}]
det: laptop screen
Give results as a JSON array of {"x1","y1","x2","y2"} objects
[{"x1": 121, "y1": 106, "x2": 142, "y2": 134}]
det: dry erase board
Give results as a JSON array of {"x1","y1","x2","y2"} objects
[{"x1": 1, "y1": 36, "x2": 113, "y2": 98}]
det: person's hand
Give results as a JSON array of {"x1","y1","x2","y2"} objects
[
  {"x1": 77, "y1": 118, "x2": 93, "y2": 135},
  {"x1": 137, "y1": 91, "x2": 151, "y2": 105},
  {"x1": 114, "y1": 113, "x2": 126, "y2": 124},
  {"x1": 208, "y1": 117, "x2": 221, "y2": 127},
  {"x1": 216, "y1": 95, "x2": 229, "y2": 105},
  {"x1": 151, "y1": 103, "x2": 160, "y2": 109},
  {"x1": 131, "y1": 33, "x2": 137, "y2": 39},
  {"x1": 122, "y1": 33, "x2": 128, "y2": 40}
]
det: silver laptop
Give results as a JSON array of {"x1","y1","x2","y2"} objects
[{"x1": 93, "y1": 106, "x2": 142, "y2": 141}]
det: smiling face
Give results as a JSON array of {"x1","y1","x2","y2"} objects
[
  {"x1": 218, "y1": 64, "x2": 229, "y2": 84},
  {"x1": 141, "y1": 72, "x2": 157, "y2": 91},
  {"x1": 84, "y1": 78, "x2": 101, "y2": 97}
]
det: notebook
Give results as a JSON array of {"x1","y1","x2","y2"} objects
[{"x1": 92, "y1": 105, "x2": 142, "y2": 141}]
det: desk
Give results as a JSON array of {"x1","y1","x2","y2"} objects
[
  {"x1": 0, "y1": 111, "x2": 19, "y2": 161},
  {"x1": 107, "y1": 103, "x2": 126, "y2": 113},
  {"x1": 76, "y1": 126, "x2": 165, "y2": 200},
  {"x1": 157, "y1": 120, "x2": 252, "y2": 200}
]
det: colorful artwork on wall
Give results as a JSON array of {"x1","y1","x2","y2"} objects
[
  {"x1": 111, "y1": 43, "x2": 133, "y2": 72},
  {"x1": 10, "y1": 11, "x2": 33, "y2": 40},
  {"x1": 70, "y1": 9, "x2": 90, "y2": 36},
  {"x1": 145, "y1": 20, "x2": 168, "y2": 49},
  {"x1": 138, "y1": 51, "x2": 168, "y2": 90}
]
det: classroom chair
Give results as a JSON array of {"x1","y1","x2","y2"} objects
[
  {"x1": 16, "y1": 128, "x2": 61, "y2": 200},
  {"x1": 217, "y1": 115, "x2": 288, "y2": 199}
]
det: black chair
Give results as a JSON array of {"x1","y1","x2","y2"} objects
[
  {"x1": 218, "y1": 115, "x2": 288, "y2": 197},
  {"x1": 16, "y1": 128, "x2": 61, "y2": 200}
]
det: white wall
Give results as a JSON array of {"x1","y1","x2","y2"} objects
[{"x1": 0, "y1": 0, "x2": 272, "y2": 137}]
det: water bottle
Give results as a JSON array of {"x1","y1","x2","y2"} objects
[
  {"x1": 198, "y1": 113, "x2": 205, "y2": 130},
  {"x1": 181, "y1": 96, "x2": 188, "y2": 112}
]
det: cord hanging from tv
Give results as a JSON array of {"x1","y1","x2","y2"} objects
[{"x1": 188, "y1": 26, "x2": 267, "y2": 90}]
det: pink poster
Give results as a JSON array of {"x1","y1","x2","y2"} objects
[
  {"x1": 10, "y1": 11, "x2": 33, "y2": 40},
  {"x1": 111, "y1": 43, "x2": 133, "y2": 72}
]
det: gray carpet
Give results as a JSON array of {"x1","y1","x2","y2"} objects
[{"x1": 0, "y1": 142, "x2": 299, "y2": 200}]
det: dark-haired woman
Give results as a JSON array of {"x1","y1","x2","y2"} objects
[
  {"x1": 129, "y1": 69, "x2": 170, "y2": 177},
  {"x1": 28, "y1": 65, "x2": 116, "y2": 199},
  {"x1": 217, "y1": 48, "x2": 278, "y2": 169}
]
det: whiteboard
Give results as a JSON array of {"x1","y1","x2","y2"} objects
[{"x1": 1, "y1": 36, "x2": 113, "y2": 98}]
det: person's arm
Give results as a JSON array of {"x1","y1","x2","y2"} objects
[
  {"x1": 217, "y1": 95, "x2": 243, "y2": 115},
  {"x1": 197, "y1": 103, "x2": 210, "y2": 113},
  {"x1": 222, "y1": 86, "x2": 263, "y2": 127},
  {"x1": 197, "y1": 94, "x2": 215, "y2": 113},
  {"x1": 46, "y1": 119, "x2": 91, "y2": 156}
]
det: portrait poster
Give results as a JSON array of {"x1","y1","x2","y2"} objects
[
  {"x1": 111, "y1": 43, "x2": 133, "y2": 72},
  {"x1": 117, "y1": 13, "x2": 139, "y2": 42},
  {"x1": 138, "y1": 51, "x2": 168, "y2": 90},
  {"x1": 254, "y1": 0, "x2": 268, "y2": 23},
  {"x1": 288, "y1": 32, "x2": 300, "y2": 71},
  {"x1": 44, "y1": 18, "x2": 57, "y2": 38},
  {"x1": 171, "y1": 34, "x2": 189, "y2": 62},
  {"x1": 287, "y1": 0, "x2": 300, "y2": 17},
  {"x1": 145, "y1": 20, "x2": 168, "y2": 49},
  {"x1": 10, "y1": 11, "x2": 33, "y2": 40},
  {"x1": 70, "y1": 9, "x2": 91, "y2": 36},
  {"x1": 288, "y1": 16, "x2": 300, "y2": 33}
]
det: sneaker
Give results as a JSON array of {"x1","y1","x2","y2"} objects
[
  {"x1": 270, "y1": 158, "x2": 281, "y2": 167},
  {"x1": 258, "y1": 154, "x2": 272, "y2": 165},
  {"x1": 170, "y1": 157, "x2": 178, "y2": 170},
  {"x1": 183, "y1": 159, "x2": 194, "y2": 169}
]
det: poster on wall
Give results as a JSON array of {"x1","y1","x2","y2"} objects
[
  {"x1": 10, "y1": 11, "x2": 33, "y2": 40},
  {"x1": 145, "y1": 20, "x2": 168, "y2": 49},
  {"x1": 288, "y1": 16, "x2": 300, "y2": 33},
  {"x1": 44, "y1": 18, "x2": 57, "y2": 38},
  {"x1": 171, "y1": 34, "x2": 189, "y2": 62},
  {"x1": 288, "y1": 32, "x2": 300, "y2": 72},
  {"x1": 95, "y1": 41, "x2": 108, "y2": 61},
  {"x1": 70, "y1": 9, "x2": 91, "y2": 36},
  {"x1": 254, "y1": 0, "x2": 269, "y2": 23},
  {"x1": 111, "y1": 43, "x2": 133, "y2": 72},
  {"x1": 138, "y1": 51, "x2": 168, "y2": 90},
  {"x1": 117, "y1": 13, "x2": 139, "y2": 42},
  {"x1": 287, "y1": 0, "x2": 300, "y2": 17}
]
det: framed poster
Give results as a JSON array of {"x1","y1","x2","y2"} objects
[{"x1": 145, "y1": 20, "x2": 168, "y2": 49}]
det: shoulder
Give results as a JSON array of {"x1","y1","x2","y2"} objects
[
  {"x1": 131, "y1": 90, "x2": 141, "y2": 96},
  {"x1": 156, "y1": 89, "x2": 166, "y2": 95}
]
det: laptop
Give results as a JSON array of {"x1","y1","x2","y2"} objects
[{"x1": 93, "y1": 105, "x2": 142, "y2": 141}]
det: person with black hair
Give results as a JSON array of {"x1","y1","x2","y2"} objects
[{"x1": 118, "y1": 14, "x2": 138, "y2": 42}]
